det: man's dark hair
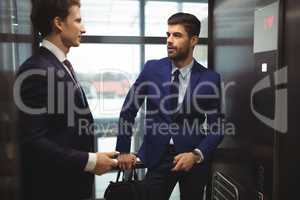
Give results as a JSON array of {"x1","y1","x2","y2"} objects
[
  {"x1": 31, "y1": 0, "x2": 81, "y2": 37},
  {"x1": 168, "y1": 12, "x2": 201, "y2": 38}
]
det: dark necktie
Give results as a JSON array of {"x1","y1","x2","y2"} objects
[
  {"x1": 63, "y1": 59, "x2": 78, "y2": 82},
  {"x1": 170, "y1": 69, "x2": 180, "y2": 112},
  {"x1": 63, "y1": 59, "x2": 87, "y2": 107}
]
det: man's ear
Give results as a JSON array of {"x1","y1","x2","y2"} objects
[
  {"x1": 52, "y1": 16, "x2": 63, "y2": 33},
  {"x1": 191, "y1": 36, "x2": 199, "y2": 47}
]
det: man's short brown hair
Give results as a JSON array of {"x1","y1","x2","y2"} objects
[
  {"x1": 31, "y1": 0, "x2": 81, "y2": 37},
  {"x1": 168, "y1": 12, "x2": 201, "y2": 38}
]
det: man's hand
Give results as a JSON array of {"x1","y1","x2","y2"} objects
[
  {"x1": 171, "y1": 152, "x2": 201, "y2": 172},
  {"x1": 117, "y1": 153, "x2": 137, "y2": 170},
  {"x1": 92, "y1": 152, "x2": 118, "y2": 175}
]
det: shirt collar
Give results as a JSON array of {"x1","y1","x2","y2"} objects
[
  {"x1": 42, "y1": 39, "x2": 66, "y2": 63},
  {"x1": 171, "y1": 59, "x2": 194, "y2": 80}
]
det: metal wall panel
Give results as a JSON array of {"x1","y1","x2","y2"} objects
[
  {"x1": 278, "y1": 0, "x2": 300, "y2": 199},
  {"x1": 211, "y1": 0, "x2": 281, "y2": 199}
]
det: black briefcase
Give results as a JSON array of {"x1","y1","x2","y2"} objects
[{"x1": 104, "y1": 168, "x2": 147, "y2": 200}]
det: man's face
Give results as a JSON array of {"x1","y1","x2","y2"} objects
[
  {"x1": 167, "y1": 24, "x2": 194, "y2": 61},
  {"x1": 60, "y1": 5, "x2": 85, "y2": 48}
]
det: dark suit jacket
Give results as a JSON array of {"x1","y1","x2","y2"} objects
[
  {"x1": 17, "y1": 47, "x2": 94, "y2": 200},
  {"x1": 116, "y1": 57, "x2": 224, "y2": 170}
]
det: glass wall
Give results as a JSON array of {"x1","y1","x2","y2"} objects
[
  {"x1": 81, "y1": 0, "x2": 140, "y2": 36},
  {"x1": 0, "y1": 0, "x2": 15, "y2": 34},
  {"x1": 68, "y1": 43, "x2": 142, "y2": 199},
  {"x1": 145, "y1": 1, "x2": 208, "y2": 37},
  {"x1": 0, "y1": 0, "x2": 31, "y2": 34},
  {"x1": 16, "y1": 0, "x2": 31, "y2": 34},
  {"x1": 0, "y1": 0, "x2": 32, "y2": 199},
  {"x1": 1, "y1": 0, "x2": 208, "y2": 199},
  {"x1": 69, "y1": 1, "x2": 209, "y2": 199}
]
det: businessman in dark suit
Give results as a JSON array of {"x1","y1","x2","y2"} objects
[
  {"x1": 116, "y1": 13, "x2": 224, "y2": 200},
  {"x1": 15, "y1": 0, "x2": 117, "y2": 199}
]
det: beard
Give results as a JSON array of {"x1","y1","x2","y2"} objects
[{"x1": 167, "y1": 45, "x2": 190, "y2": 61}]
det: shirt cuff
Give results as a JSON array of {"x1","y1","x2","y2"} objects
[
  {"x1": 84, "y1": 153, "x2": 97, "y2": 172},
  {"x1": 193, "y1": 148, "x2": 204, "y2": 163}
]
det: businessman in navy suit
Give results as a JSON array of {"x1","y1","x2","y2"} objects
[
  {"x1": 116, "y1": 13, "x2": 224, "y2": 200},
  {"x1": 15, "y1": 0, "x2": 117, "y2": 199}
]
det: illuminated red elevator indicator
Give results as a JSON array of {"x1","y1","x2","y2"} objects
[{"x1": 264, "y1": 16, "x2": 274, "y2": 29}]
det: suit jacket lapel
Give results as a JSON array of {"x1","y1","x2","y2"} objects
[
  {"x1": 157, "y1": 58, "x2": 172, "y2": 107},
  {"x1": 39, "y1": 47, "x2": 77, "y2": 85},
  {"x1": 148, "y1": 58, "x2": 172, "y2": 122},
  {"x1": 39, "y1": 47, "x2": 89, "y2": 108}
]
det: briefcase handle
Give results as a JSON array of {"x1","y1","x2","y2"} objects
[
  {"x1": 112, "y1": 156, "x2": 145, "y2": 171},
  {"x1": 116, "y1": 167, "x2": 139, "y2": 183}
]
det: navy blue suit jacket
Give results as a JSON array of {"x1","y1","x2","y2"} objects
[
  {"x1": 17, "y1": 47, "x2": 94, "y2": 200},
  {"x1": 116, "y1": 57, "x2": 223, "y2": 169}
]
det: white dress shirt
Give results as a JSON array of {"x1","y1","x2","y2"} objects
[
  {"x1": 42, "y1": 39, "x2": 97, "y2": 172},
  {"x1": 169, "y1": 60, "x2": 204, "y2": 162}
]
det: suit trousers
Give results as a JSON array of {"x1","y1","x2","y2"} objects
[{"x1": 144, "y1": 145, "x2": 207, "y2": 200}]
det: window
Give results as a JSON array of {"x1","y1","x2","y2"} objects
[
  {"x1": 182, "y1": 2, "x2": 209, "y2": 38},
  {"x1": 68, "y1": 44, "x2": 141, "y2": 199},
  {"x1": 0, "y1": 0, "x2": 32, "y2": 198},
  {"x1": 2, "y1": 0, "x2": 209, "y2": 199},
  {"x1": 81, "y1": 0, "x2": 140, "y2": 36},
  {"x1": 16, "y1": 0, "x2": 31, "y2": 34},
  {"x1": 0, "y1": 0, "x2": 31, "y2": 34},
  {"x1": 145, "y1": 1, "x2": 208, "y2": 38},
  {"x1": 145, "y1": 1, "x2": 178, "y2": 36},
  {"x1": 68, "y1": 44, "x2": 140, "y2": 120},
  {"x1": 57, "y1": 1, "x2": 209, "y2": 199}
]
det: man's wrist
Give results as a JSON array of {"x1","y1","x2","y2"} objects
[
  {"x1": 192, "y1": 149, "x2": 203, "y2": 164},
  {"x1": 84, "y1": 153, "x2": 97, "y2": 172}
]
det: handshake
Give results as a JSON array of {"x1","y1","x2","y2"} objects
[{"x1": 92, "y1": 152, "x2": 137, "y2": 175}]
